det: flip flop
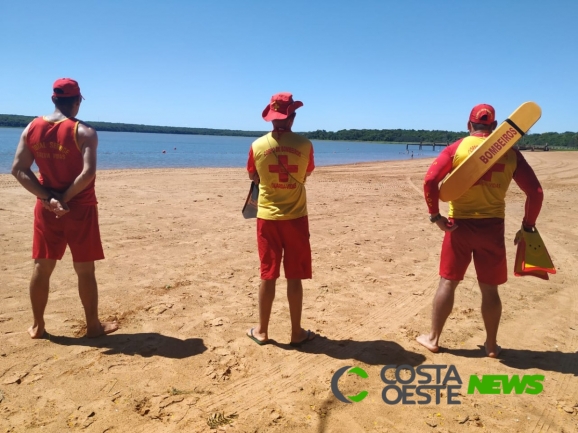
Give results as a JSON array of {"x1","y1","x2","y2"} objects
[
  {"x1": 247, "y1": 328, "x2": 269, "y2": 346},
  {"x1": 290, "y1": 330, "x2": 316, "y2": 347}
]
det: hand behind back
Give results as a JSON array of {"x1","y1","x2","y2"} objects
[{"x1": 45, "y1": 191, "x2": 69, "y2": 217}]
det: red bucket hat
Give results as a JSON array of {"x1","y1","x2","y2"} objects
[
  {"x1": 469, "y1": 103, "x2": 495, "y2": 125},
  {"x1": 52, "y1": 78, "x2": 83, "y2": 99},
  {"x1": 262, "y1": 92, "x2": 303, "y2": 121}
]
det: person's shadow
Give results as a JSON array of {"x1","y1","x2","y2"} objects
[
  {"x1": 46, "y1": 332, "x2": 207, "y2": 359},
  {"x1": 270, "y1": 335, "x2": 426, "y2": 366},
  {"x1": 446, "y1": 346, "x2": 578, "y2": 376},
  {"x1": 270, "y1": 336, "x2": 426, "y2": 433}
]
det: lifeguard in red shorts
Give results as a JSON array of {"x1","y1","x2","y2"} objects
[
  {"x1": 245, "y1": 92, "x2": 316, "y2": 347},
  {"x1": 11, "y1": 78, "x2": 118, "y2": 339},
  {"x1": 416, "y1": 104, "x2": 543, "y2": 357}
]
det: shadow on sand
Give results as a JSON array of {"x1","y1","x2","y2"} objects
[
  {"x1": 268, "y1": 335, "x2": 427, "y2": 366},
  {"x1": 445, "y1": 346, "x2": 578, "y2": 376},
  {"x1": 46, "y1": 332, "x2": 207, "y2": 359},
  {"x1": 272, "y1": 337, "x2": 424, "y2": 433}
]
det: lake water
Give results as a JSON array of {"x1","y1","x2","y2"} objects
[{"x1": 0, "y1": 127, "x2": 441, "y2": 173}]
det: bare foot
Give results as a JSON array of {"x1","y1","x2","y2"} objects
[
  {"x1": 86, "y1": 321, "x2": 119, "y2": 338},
  {"x1": 484, "y1": 342, "x2": 502, "y2": 358},
  {"x1": 28, "y1": 323, "x2": 45, "y2": 339},
  {"x1": 416, "y1": 334, "x2": 440, "y2": 353}
]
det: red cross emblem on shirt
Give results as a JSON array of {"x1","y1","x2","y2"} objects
[
  {"x1": 269, "y1": 155, "x2": 298, "y2": 182},
  {"x1": 475, "y1": 163, "x2": 505, "y2": 185}
]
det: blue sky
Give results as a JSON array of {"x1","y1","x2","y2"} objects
[{"x1": 1, "y1": 1, "x2": 576, "y2": 133}]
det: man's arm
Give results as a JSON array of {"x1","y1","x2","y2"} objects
[
  {"x1": 512, "y1": 149, "x2": 543, "y2": 228},
  {"x1": 247, "y1": 146, "x2": 260, "y2": 184},
  {"x1": 248, "y1": 170, "x2": 260, "y2": 183},
  {"x1": 11, "y1": 124, "x2": 52, "y2": 200},
  {"x1": 61, "y1": 123, "x2": 98, "y2": 203},
  {"x1": 305, "y1": 145, "x2": 315, "y2": 178},
  {"x1": 423, "y1": 142, "x2": 460, "y2": 214},
  {"x1": 424, "y1": 142, "x2": 462, "y2": 232}
]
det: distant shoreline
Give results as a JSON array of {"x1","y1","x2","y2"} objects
[
  {"x1": 0, "y1": 125, "x2": 445, "y2": 147},
  {"x1": 1, "y1": 115, "x2": 577, "y2": 148}
]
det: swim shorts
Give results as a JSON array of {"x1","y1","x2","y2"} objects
[
  {"x1": 32, "y1": 200, "x2": 105, "y2": 262},
  {"x1": 257, "y1": 216, "x2": 312, "y2": 280},
  {"x1": 439, "y1": 218, "x2": 506, "y2": 285}
]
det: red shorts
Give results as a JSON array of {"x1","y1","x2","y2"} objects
[
  {"x1": 33, "y1": 200, "x2": 104, "y2": 262},
  {"x1": 257, "y1": 216, "x2": 312, "y2": 280},
  {"x1": 440, "y1": 218, "x2": 507, "y2": 285}
]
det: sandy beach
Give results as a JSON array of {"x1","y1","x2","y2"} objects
[{"x1": 1, "y1": 152, "x2": 577, "y2": 432}]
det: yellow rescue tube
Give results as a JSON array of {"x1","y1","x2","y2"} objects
[{"x1": 440, "y1": 102, "x2": 542, "y2": 202}]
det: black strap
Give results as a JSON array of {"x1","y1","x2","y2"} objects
[{"x1": 505, "y1": 118, "x2": 525, "y2": 136}]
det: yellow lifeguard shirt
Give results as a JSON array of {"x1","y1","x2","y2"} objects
[
  {"x1": 449, "y1": 135, "x2": 517, "y2": 219},
  {"x1": 247, "y1": 131, "x2": 315, "y2": 220}
]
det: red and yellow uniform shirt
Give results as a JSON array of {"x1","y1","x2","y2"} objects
[
  {"x1": 27, "y1": 117, "x2": 96, "y2": 206},
  {"x1": 449, "y1": 135, "x2": 516, "y2": 219},
  {"x1": 247, "y1": 131, "x2": 314, "y2": 220},
  {"x1": 424, "y1": 133, "x2": 543, "y2": 226}
]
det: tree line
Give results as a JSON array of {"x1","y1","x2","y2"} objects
[
  {"x1": 303, "y1": 128, "x2": 578, "y2": 148},
  {"x1": 1, "y1": 114, "x2": 577, "y2": 148},
  {"x1": 303, "y1": 128, "x2": 464, "y2": 143},
  {"x1": 0, "y1": 115, "x2": 265, "y2": 137}
]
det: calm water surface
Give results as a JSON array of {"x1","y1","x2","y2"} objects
[{"x1": 0, "y1": 128, "x2": 441, "y2": 173}]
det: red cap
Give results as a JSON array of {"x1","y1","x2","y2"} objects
[
  {"x1": 469, "y1": 104, "x2": 495, "y2": 125},
  {"x1": 262, "y1": 92, "x2": 303, "y2": 121},
  {"x1": 52, "y1": 78, "x2": 83, "y2": 98}
]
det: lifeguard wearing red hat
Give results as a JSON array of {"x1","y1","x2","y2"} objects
[
  {"x1": 11, "y1": 78, "x2": 118, "y2": 339},
  {"x1": 417, "y1": 103, "x2": 544, "y2": 359},
  {"x1": 245, "y1": 92, "x2": 317, "y2": 348}
]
